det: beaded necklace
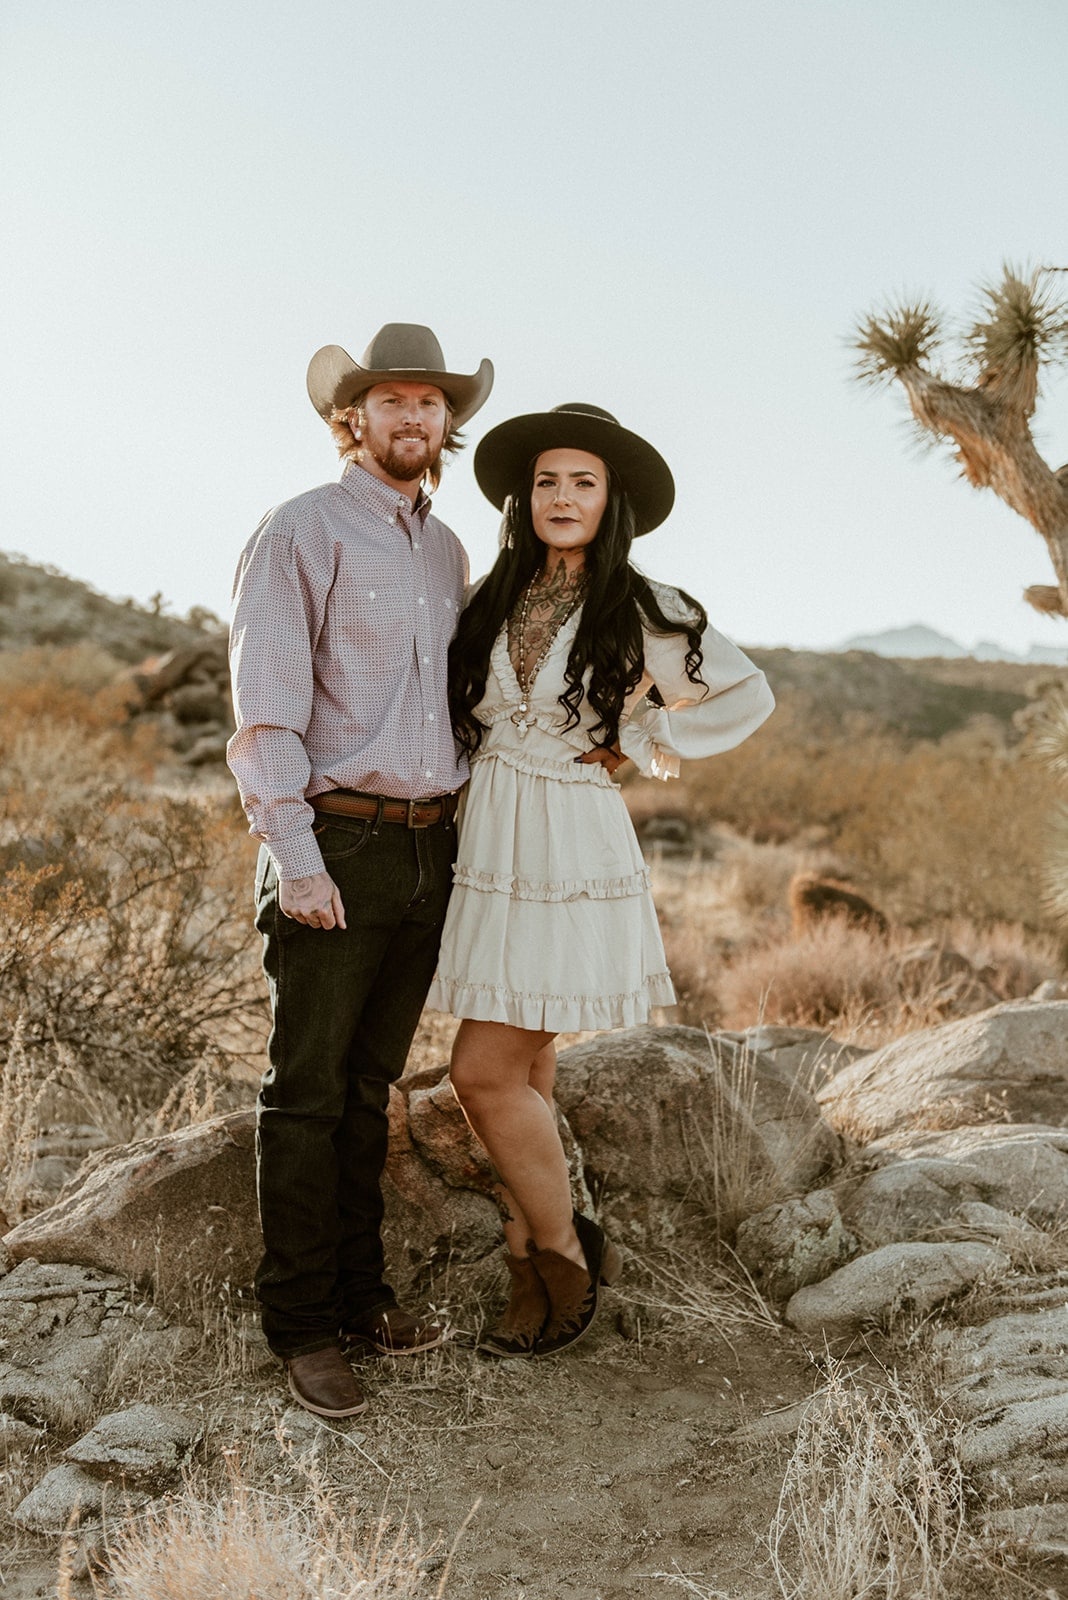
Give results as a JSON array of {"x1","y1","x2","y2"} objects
[{"x1": 509, "y1": 571, "x2": 588, "y2": 738}]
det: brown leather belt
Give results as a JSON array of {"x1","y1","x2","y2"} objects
[{"x1": 311, "y1": 789, "x2": 460, "y2": 829}]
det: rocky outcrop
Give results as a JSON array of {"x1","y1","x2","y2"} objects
[
  {"x1": 720, "y1": 1026, "x2": 868, "y2": 1087},
  {"x1": 554, "y1": 1025, "x2": 842, "y2": 1231},
  {"x1": 818, "y1": 1000, "x2": 1068, "y2": 1138},
  {"x1": 858, "y1": 1124, "x2": 1068, "y2": 1230},
  {"x1": 935, "y1": 1305, "x2": 1068, "y2": 1524},
  {"x1": 121, "y1": 636, "x2": 233, "y2": 765}
]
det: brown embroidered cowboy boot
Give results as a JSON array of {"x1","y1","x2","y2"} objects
[
  {"x1": 478, "y1": 1251, "x2": 549, "y2": 1359},
  {"x1": 530, "y1": 1215, "x2": 623, "y2": 1356}
]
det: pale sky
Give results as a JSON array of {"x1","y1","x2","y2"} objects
[{"x1": 3, "y1": 0, "x2": 1067, "y2": 654}]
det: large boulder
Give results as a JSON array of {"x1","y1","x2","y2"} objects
[
  {"x1": 818, "y1": 1001, "x2": 1068, "y2": 1139},
  {"x1": 0, "y1": 1089, "x2": 514, "y2": 1297},
  {"x1": 2, "y1": 1112, "x2": 260, "y2": 1291},
  {"x1": 863, "y1": 1124, "x2": 1068, "y2": 1229},
  {"x1": 554, "y1": 1026, "x2": 841, "y2": 1232},
  {"x1": 784, "y1": 1240, "x2": 1010, "y2": 1338}
]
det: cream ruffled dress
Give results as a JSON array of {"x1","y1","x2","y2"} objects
[{"x1": 426, "y1": 583, "x2": 774, "y2": 1032}]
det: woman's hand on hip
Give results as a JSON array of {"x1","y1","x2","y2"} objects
[{"x1": 574, "y1": 744, "x2": 629, "y2": 776}]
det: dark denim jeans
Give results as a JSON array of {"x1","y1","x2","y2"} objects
[{"x1": 253, "y1": 810, "x2": 455, "y2": 1358}]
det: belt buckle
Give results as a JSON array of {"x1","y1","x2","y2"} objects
[{"x1": 406, "y1": 798, "x2": 430, "y2": 829}]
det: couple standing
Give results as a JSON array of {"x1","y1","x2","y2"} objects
[{"x1": 227, "y1": 321, "x2": 774, "y2": 1419}]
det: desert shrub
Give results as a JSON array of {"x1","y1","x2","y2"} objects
[
  {"x1": 715, "y1": 922, "x2": 899, "y2": 1034},
  {"x1": 947, "y1": 918, "x2": 1062, "y2": 999},
  {"x1": 0, "y1": 660, "x2": 264, "y2": 1152},
  {"x1": 677, "y1": 706, "x2": 1058, "y2": 927}
]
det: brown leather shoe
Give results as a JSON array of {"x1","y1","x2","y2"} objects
[
  {"x1": 285, "y1": 1344, "x2": 367, "y2": 1418},
  {"x1": 478, "y1": 1252, "x2": 549, "y2": 1359},
  {"x1": 342, "y1": 1304, "x2": 446, "y2": 1356}
]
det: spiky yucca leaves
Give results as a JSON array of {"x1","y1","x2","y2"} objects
[
  {"x1": 965, "y1": 265, "x2": 1068, "y2": 416},
  {"x1": 968, "y1": 267, "x2": 1068, "y2": 371},
  {"x1": 853, "y1": 298, "x2": 943, "y2": 383},
  {"x1": 854, "y1": 262, "x2": 1068, "y2": 620}
]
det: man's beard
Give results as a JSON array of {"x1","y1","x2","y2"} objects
[{"x1": 368, "y1": 433, "x2": 435, "y2": 484}]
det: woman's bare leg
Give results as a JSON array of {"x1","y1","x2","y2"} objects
[
  {"x1": 450, "y1": 1023, "x2": 584, "y2": 1267},
  {"x1": 494, "y1": 1040, "x2": 558, "y2": 1257}
]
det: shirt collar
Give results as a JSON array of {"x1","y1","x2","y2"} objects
[{"x1": 340, "y1": 461, "x2": 432, "y2": 527}]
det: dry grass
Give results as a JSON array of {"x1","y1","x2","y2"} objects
[
  {"x1": 717, "y1": 922, "x2": 898, "y2": 1037},
  {"x1": 619, "y1": 1242, "x2": 780, "y2": 1353},
  {"x1": 672, "y1": 710, "x2": 1058, "y2": 928},
  {"x1": 680, "y1": 1036, "x2": 796, "y2": 1241},
  {"x1": 71, "y1": 1450, "x2": 470, "y2": 1600},
  {"x1": 650, "y1": 830, "x2": 1064, "y2": 1047},
  {"x1": 0, "y1": 667, "x2": 265, "y2": 1148},
  {"x1": 769, "y1": 1360, "x2": 994, "y2": 1600}
]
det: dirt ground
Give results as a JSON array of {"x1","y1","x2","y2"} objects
[
  {"x1": 0, "y1": 1279, "x2": 813, "y2": 1600},
  {"x1": 6, "y1": 1262, "x2": 1068, "y2": 1598}
]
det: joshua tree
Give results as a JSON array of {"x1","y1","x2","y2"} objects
[{"x1": 853, "y1": 265, "x2": 1068, "y2": 618}]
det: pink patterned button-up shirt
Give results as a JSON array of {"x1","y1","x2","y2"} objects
[{"x1": 227, "y1": 462, "x2": 469, "y2": 880}]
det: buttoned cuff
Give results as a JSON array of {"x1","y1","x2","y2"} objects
[{"x1": 267, "y1": 827, "x2": 327, "y2": 882}]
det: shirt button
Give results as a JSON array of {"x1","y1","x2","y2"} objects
[
  {"x1": 413, "y1": 541, "x2": 420, "y2": 549},
  {"x1": 368, "y1": 591, "x2": 375, "y2": 599},
  {"x1": 427, "y1": 713, "x2": 435, "y2": 721},
  {"x1": 418, "y1": 597, "x2": 426, "y2": 606},
  {"x1": 423, "y1": 655, "x2": 430, "y2": 664},
  {"x1": 425, "y1": 770, "x2": 432, "y2": 778}
]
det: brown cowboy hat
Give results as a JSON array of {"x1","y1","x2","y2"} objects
[
  {"x1": 473, "y1": 402, "x2": 675, "y2": 534},
  {"x1": 307, "y1": 323, "x2": 494, "y2": 429}
]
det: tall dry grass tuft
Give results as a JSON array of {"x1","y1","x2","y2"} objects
[
  {"x1": 681, "y1": 1037, "x2": 794, "y2": 1242},
  {"x1": 77, "y1": 1451, "x2": 472, "y2": 1600},
  {"x1": 769, "y1": 1361, "x2": 972, "y2": 1600}
]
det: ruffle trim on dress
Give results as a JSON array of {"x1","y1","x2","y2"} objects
[
  {"x1": 452, "y1": 864, "x2": 651, "y2": 902},
  {"x1": 426, "y1": 973, "x2": 676, "y2": 1031},
  {"x1": 471, "y1": 745, "x2": 615, "y2": 786}
]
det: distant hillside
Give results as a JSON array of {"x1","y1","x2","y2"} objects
[
  {"x1": 747, "y1": 645, "x2": 1043, "y2": 744},
  {"x1": 841, "y1": 621, "x2": 1068, "y2": 667},
  {"x1": 0, "y1": 551, "x2": 224, "y2": 664},
  {"x1": 0, "y1": 552, "x2": 1056, "y2": 749}
]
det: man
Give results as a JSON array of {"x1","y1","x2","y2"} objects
[{"x1": 227, "y1": 323, "x2": 493, "y2": 1417}]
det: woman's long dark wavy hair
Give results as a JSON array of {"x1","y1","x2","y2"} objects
[{"x1": 449, "y1": 460, "x2": 708, "y2": 759}]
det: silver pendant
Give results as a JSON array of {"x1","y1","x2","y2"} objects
[{"x1": 510, "y1": 702, "x2": 533, "y2": 738}]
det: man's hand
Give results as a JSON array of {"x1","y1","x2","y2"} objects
[
  {"x1": 575, "y1": 745, "x2": 629, "y2": 777},
  {"x1": 279, "y1": 871, "x2": 347, "y2": 929}
]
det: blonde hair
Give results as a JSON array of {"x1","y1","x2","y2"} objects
[{"x1": 326, "y1": 388, "x2": 465, "y2": 494}]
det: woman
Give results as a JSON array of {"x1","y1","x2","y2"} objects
[{"x1": 427, "y1": 403, "x2": 774, "y2": 1359}]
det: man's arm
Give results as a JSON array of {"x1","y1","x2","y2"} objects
[{"x1": 227, "y1": 508, "x2": 345, "y2": 925}]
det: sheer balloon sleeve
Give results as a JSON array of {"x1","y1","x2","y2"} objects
[{"x1": 620, "y1": 602, "x2": 774, "y2": 781}]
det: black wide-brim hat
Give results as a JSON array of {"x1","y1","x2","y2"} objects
[
  {"x1": 473, "y1": 402, "x2": 675, "y2": 534},
  {"x1": 307, "y1": 323, "x2": 494, "y2": 430}
]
